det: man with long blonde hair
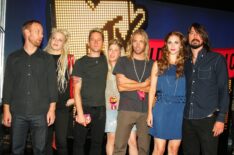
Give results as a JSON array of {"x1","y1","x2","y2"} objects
[{"x1": 113, "y1": 29, "x2": 153, "y2": 155}]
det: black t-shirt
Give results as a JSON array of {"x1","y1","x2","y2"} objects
[
  {"x1": 72, "y1": 54, "x2": 108, "y2": 107},
  {"x1": 113, "y1": 56, "x2": 153, "y2": 113}
]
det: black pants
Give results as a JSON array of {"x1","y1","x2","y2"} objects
[
  {"x1": 0, "y1": 108, "x2": 3, "y2": 155},
  {"x1": 182, "y1": 116, "x2": 218, "y2": 155},
  {"x1": 73, "y1": 106, "x2": 106, "y2": 155},
  {"x1": 0, "y1": 124, "x2": 2, "y2": 155},
  {"x1": 231, "y1": 111, "x2": 234, "y2": 149},
  {"x1": 11, "y1": 114, "x2": 48, "y2": 155},
  {"x1": 47, "y1": 108, "x2": 71, "y2": 155},
  {"x1": 47, "y1": 125, "x2": 54, "y2": 155}
]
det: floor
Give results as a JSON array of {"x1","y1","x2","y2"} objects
[
  {"x1": 1, "y1": 137, "x2": 234, "y2": 155},
  {"x1": 0, "y1": 124, "x2": 234, "y2": 155}
]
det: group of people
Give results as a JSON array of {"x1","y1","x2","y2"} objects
[{"x1": 1, "y1": 19, "x2": 229, "y2": 155}]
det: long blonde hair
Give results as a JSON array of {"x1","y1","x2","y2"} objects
[
  {"x1": 126, "y1": 29, "x2": 149, "y2": 61},
  {"x1": 44, "y1": 28, "x2": 70, "y2": 92}
]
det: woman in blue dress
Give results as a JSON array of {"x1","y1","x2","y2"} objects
[{"x1": 147, "y1": 31, "x2": 186, "y2": 155}]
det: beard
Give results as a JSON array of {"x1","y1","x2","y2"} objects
[
  {"x1": 34, "y1": 40, "x2": 42, "y2": 47},
  {"x1": 189, "y1": 39, "x2": 203, "y2": 49},
  {"x1": 29, "y1": 38, "x2": 42, "y2": 47}
]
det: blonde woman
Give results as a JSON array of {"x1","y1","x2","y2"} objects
[
  {"x1": 147, "y1": 31, "x2": 186, "y2": 155},
  {"x1": 105, "y1": 39, "x2": 138, "y2": 155},
  {"x1": 44, "y1": 28, "x2": 74, "y2": 155}
]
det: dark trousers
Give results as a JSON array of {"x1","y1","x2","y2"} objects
[
  {"x1": 182, "y1": 116, "x2": 218, "y2": 155},
  {"x1": 0, "y1": 124, "x2": 2, "y2": 155},
  {"x1": 113, "y1": 111, "x2": 150, "y2": 155},
  {"x1": 11, "y1": 114, "x2": 48, "y2": 155},
  {"x1": 73, "y1": 106, "x2": 106, "y2": 155},
  {"x1": 47, "y1": 109, "x2": 71, "y2": 155},
  {"x1": 0, "y1": 108, "x2": 3, "y2": 155},
  {"x1": 47, "y1": 125, "x2": 54, "y2": 155},
  {"x1": 231, "y1": 111, "x2": 234, "y2": 149}
]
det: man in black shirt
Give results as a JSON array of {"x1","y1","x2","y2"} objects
[
  {"x1": 72, "y1": 28, "x2": 108, "y2": 155},
  {"x1": 2, "y1": 20, "x2": 58, "y2": 155},
  {"x1": 182, "y1": 23, "x2": 229, "y2": 155}
]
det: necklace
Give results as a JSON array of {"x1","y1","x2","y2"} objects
[
  {"x1": 165, "y1": 68, "x2": 178, "y2": 96},
  {"x1": 132, "y1": 59, "x2": 146, "y2": 82}
]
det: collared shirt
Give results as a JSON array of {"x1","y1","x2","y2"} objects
[
  {"x1": 2, "y1": 48, "x2": 58, "y2": 115},
  {"x1": 184, "y1": 48, "x2": 229, "y2": 122}
]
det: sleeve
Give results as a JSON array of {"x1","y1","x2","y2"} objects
[
  {"x1": 216, "y1": 55, "x2": 230, "y2": 122},
  {"x1": 72, "y1": 59, "x2": 83, "y2": 78},
  {"x1": 47, "y1": 55, "x2": 58, "y2": 103},
  {"x1": 2, "y1": 55, "x2": 14, "y2": 105},
  {"x1": 113, "y1": 57, "x2": 125, "y2": 75}
]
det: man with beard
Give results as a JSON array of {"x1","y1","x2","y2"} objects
[
  {"x1": 182, "y1": 23, "x2": 229, "y2": 155},
  {"x1": 113, "y1": 29, "x2": 153, "y2": 155},
  {"x1": 2, "y1": 20, "x2": 57, "y2": 155}
]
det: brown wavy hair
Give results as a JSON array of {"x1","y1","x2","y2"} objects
[{"x1": 157, "y1": 31, "x2": 186, "y2": 78}]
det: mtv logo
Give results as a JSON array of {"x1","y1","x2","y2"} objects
[{"x1": 52, "y1": 0, "x2": 147, "y2": 59}]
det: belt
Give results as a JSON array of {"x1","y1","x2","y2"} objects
[
  {"x1": 207, "y1": 113, "x2": 214, "y2": 117},
  {"x1": 207, "y1": 111, "x2": 218, "y2": 117}
]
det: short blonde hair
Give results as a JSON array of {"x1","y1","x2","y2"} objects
[{"x1": 108, "y1": 39, "x2": 125, "y2": 56}]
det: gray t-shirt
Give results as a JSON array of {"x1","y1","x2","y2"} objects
[{"x1": 113, "y1": 56, "x2": 153, "y2": 113}]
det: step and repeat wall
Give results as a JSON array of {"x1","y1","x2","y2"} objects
[{"x1": 52, "y1": 0, "x2": 147, "y2": 59}]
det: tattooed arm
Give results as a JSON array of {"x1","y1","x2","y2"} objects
[{"x1": 73, "y1": 76, "x2": 87, "y2": 126}]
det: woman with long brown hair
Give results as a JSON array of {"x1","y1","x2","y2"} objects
[{"x1": 147, "y1": 31, "x2": 186, "y2": 155}]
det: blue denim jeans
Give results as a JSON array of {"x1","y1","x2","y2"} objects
[{"x1": 11, "y1": 114, "x2": 48, "y2": 155}]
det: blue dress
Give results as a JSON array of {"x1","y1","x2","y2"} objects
[{"x1": 149, "y1": 65, "x2": 185, "y2": 139}]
